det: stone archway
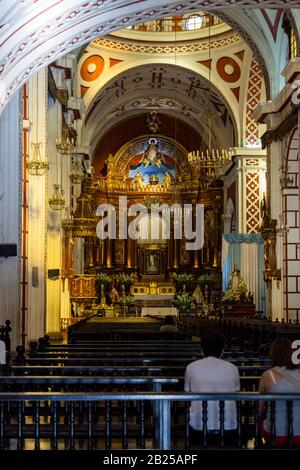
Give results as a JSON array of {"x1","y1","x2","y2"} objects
[
  {"x1": 282, "y1": 128, "x2": 300, "y2": 322},
  {"x1": 0, "y1": 0, "x2": 295, "y2": 112}
]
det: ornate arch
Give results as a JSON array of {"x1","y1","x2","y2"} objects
[
  {"x1": 113, "y1": 135, "x2": 191, "y2": 179},
  {"x1": 0, "y1": 0, "x2": 296, "y2": 112}
]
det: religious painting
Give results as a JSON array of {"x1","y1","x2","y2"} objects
[
  {"x1": 128, "y1": 137, "x2": 176, "y2": 186},
  {"x1": 114, "y1": 240, "x2": 124, "y2": 265},
  {"x1": 146, "y1": 251, "x2": 160, "y2": 274}
]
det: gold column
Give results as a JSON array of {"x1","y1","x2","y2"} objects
[
  {"x1": 193, "y1": 249, "x2": 199, "y2": 269},
  {"x1": 213, "y1": 208, "x2": 219, "y2": 268},
  {"x1": 87, "y1": 238, "x2": 94, "y2": 268},
  {"x1": 132, "y1": 238, "x2": 137, "y2": 269},
  {"x1": 192, "y1": 208, "x2": 199, "y2": 269},
  {"x1": 173, "y1": 239, "x2": 179, "y2": 269},
  {"x1": 127, "y1": 215, "x2": 132, "y2": 268},
  {"x1": 106, "y1": 238, "x2": 112, "y2": 268},
  {"x1": 168, "y1": 214, "x2": 174, "y2": 270}
]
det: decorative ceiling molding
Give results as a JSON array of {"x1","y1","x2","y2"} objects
[
  {"x1": 92, "y1": 33, "x2": 242, "y2": 54},
  {"x1": 0, "y1": 0, "x2": 296, "y2": 111},
  {"x1": 83, "y1": 64, "x2": 236, "y2": 144}
]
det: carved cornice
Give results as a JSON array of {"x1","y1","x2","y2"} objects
[
  {"x1": 275, "y1": 111, "x2": 298, "y2": 141},
  {"x1": 55, "y1": 88, "x2": 69, "y2": 107},
  {"x1": 93, "y1": 33, "x2": 242, "y2": 54},
  {"x1": 261, "y1": 110, "x2": 298, "y2": 148},
  {"x1": 261, "y1": 130, "x2": 275, "y2": 149}
]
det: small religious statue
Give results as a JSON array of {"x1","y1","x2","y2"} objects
[
  {"x1": 260, "y1": 192, "x2": 271, "y2": 227},
  {"x1": 148, "y1": 252, "x2": 159, "y2": 272},
  {"x1": 143, "y1": 138, "x2": 161, "y2": 168},
  {"x1": 223, "y1": 265, "x2": 248, "y2": 302},
  {"x1": 147, "y1": 111, "x2": 161, "y2": 133},
  {"x1": 133, "y1": 172, "x2": 144, "y2": 190},
  {"x1": 193, "y1": 284, "x2": 204, "y2": 305},
  {"x1": 105, "y1": 154, "x2": 114, "y2": 177},
  {"x1": 231, "y1": 265, "x2": 240, "y2": 293},
  {"x1": 163, "y1": 171, "x2": 172, "y2": 190}
]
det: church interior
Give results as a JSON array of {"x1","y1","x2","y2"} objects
[{"x1": 0, "y1": 1, "x2": 300, "y2": 453}]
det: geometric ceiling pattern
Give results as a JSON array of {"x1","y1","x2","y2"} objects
[{"x1": 83, "y1": 63, "x2": 235, "y2": 151}]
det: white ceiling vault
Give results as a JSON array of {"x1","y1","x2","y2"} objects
[
  {"x1": 0, "y1": 1, "x2": 298, "y2": 112},
  {"x1": 82, "y1": 63, "x2": 236, "y2": 152}
]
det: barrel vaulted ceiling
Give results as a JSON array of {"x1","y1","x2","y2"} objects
[{"x1": 0, "y1": 1, "x2": 298, "y2": 112}]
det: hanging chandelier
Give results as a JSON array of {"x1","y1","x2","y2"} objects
[
  {"x1": 26, "y1": 142, "x2": 49, "y2": 176},
  {"x1": 187, "y1": 18, "x2": 233, "y2": 188},
  {"x1": 188, "y1": 148, "x2": 232, "y2": 167},
  {"x1": 49, "y1": 184, "x2": 65, "y2": 210},
  {"x1": 56, "y1": 126, "x2": 74, "y2": 155}
]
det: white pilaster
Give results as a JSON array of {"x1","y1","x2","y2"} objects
[
  {"x1": 46, "y1": 96, "x2": 64, "y2": 337},
  {"x1": 0, "y1": 92, "x2": 22, "y2": 349},
  {"x1": 27, "y1": 70, "x2": 48, "y2": 342}
]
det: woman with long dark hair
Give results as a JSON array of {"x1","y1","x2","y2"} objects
[{"x1": 259, "y1": 337, "x2": 300, "y2": 446}]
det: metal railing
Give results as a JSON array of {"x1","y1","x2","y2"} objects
[{"x1": 0, "y1": 392, "x2": 299, "y2": 450}]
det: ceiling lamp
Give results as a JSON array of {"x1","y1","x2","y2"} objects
[
  {"x1": 188, "y1": 20, "x2": 232, "y2": 188},
  {"x1": 56, "y1": 126, "x2": 74, "y2": 155},
  {"x1": 49, "y1": 184, "x2": 65, "y2": 210},
  {"x1": 26, "y1": 142, "x2": 49, "y2": 176}
]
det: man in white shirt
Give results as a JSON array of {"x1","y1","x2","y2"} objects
[{"x1": 184, "y1": 332, "x2": 240, "y2": 445}]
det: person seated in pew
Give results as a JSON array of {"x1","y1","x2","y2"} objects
[
  {"x1": 184, "y1": 332, "x2": 240, "y2": 446},
  {"x1": 258, "y1": 337, "x2": 300, "y2": 446},
  {"x1": 159, "y1": 315, "x2": 178, "y2": 334}
]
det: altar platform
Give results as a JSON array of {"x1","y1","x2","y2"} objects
[{"x1": 141, "y1": 307, "x2": 178, "y2": 317}]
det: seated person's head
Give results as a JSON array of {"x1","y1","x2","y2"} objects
[
  {"x1": 270, "y1": 336, "x2": 298, "y2": 369},
  {"x1": 164, "y1": 315, "x2": 174, "y2": 325},
  {"x1": 201, "y1": 332, "x2": 224, "y2": 358}
]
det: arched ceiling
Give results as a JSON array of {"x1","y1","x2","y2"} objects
[
  {"x1": 82, "y1": 63, "x2": 236, "y2": 153},
  {"x1": 0, "y1": 0, "x2": 297, "y2": 112},
  {"x1": 92, "y1": 113, "x2": 204, "y2": 175}
]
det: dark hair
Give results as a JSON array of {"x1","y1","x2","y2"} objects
[
  {"x1": 270, "y1": 336, "x2": 298, "y2": 369},
  {"x1": 164, "y1": 315, "x2": 174, "y2": 325},
  {"x1": 201, "y1": 332, "x2": 224, "y2": 358}
]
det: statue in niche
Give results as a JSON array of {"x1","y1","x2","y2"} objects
[
  {"x1": 147, "y1": 251, "x2": 159, "y2": 273},
  {"x1": 133, "y1": 172, "x2": 144, "y2": 190},
  {"x1": 143, "y1": 138, "x2": 162, "y2": 168},
  {"x1": 260, "y1": 192, "x2": 271, "y2": 227},
  {"x1": 163, "y1": 171, "x2": 172, "y2": 190},
  {"x1": 105, "y1": 154, "x2": 114, "y2": 177},
  {"x1": 147, "y1": 111, "x2": 161, "y2": 133}
]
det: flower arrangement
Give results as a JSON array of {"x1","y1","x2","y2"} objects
[
  {"x1": 198, "y1": 273, "x2": 217, "y2": 286},
  {"x1": 172, "y1": 273, "x2": 194, "y2": 284},
  {"x1": 95, "y1": 272, "x2": 112, "y2": 286},
  {"x1": 116, "y1": 295, "x2": 135, "y2": 307},
  {"x1": 115, "y1": 273, "x2": 134, "y2": 287},
  {"x1": 173, "y1": 293, "x2": 194, "y2": 308}
]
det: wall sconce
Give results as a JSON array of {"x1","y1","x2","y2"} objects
[{"x1": 276, "y1": 214, "x2": 289, "y2": 237}]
